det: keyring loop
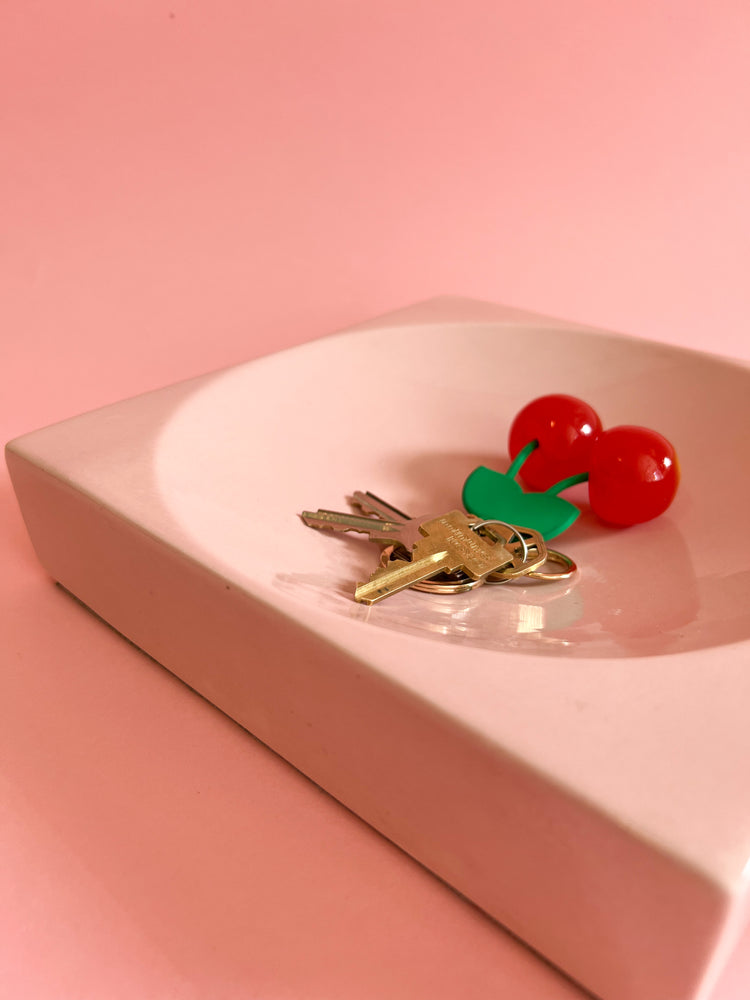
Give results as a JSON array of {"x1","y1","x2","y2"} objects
[
  {"x1": 470, "y1": 519, "x2": 528, "y2": 563},
  {"x1": 412, "y1": 575, "x2": 485, "y2": 595},
  {"x1": 525, "y1": 549, "x2": 576, "y2": 581},
  {"x1": 485, "y1": 548, "x2": 577, "y2": 584}
]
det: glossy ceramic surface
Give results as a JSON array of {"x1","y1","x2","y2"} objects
[{"x1": 153, "y1": 314, "x2": 749, "y2": 660}]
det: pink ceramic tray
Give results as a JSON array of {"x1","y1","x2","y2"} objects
[{"x1": 7, "y1": 297, "x2": 750, "y2": 1000}]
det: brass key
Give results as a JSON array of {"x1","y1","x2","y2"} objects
[{"x1": 354, "y1": 510, "x2": 515, "y2": 604}]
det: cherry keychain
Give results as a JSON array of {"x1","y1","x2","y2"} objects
[{"x1": 462, "y1": 394, "x2": 680, "y2": 538}]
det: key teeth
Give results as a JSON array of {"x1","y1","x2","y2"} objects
[{"x1": 349, "y1": 490, "x2": 409, "y2": 522}]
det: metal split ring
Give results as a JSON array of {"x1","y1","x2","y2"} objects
[
  {"x1": 470, "y1": 518, "x2": 529, "y2": 563},
  {"x1": 484, "y1": 548, "x2": 577, "y2": 584},
  {"x1": 412, "y1": 574, "x2": 485, "y2": 595}
]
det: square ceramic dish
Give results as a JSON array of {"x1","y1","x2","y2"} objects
[{"x1": 7, "y1": 297, "x2": 750, "y2": 1000}]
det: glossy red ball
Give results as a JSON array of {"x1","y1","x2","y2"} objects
[
  {"x1": 588, "y1": 426, "x2": 680, "y2": 526},
  {"x1": 508, "y1": 394, "x2": 602, "y2": 491}
]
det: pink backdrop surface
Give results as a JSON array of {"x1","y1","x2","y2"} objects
[{"x1": 2, "y1": 3, "x2": 749, "y2": 998}]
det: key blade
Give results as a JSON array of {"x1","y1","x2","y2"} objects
[
  {"x1": 349, "y1": 491, "x2": 410, "y2": 522},
  {"x1": 300, "y1": 509, "x2": 404, "y2": 539},
  {"x1": 355, "y1": 549, "x2": 457, "y2": 604},
  {"x1": 301, "y1": 510, "x2": 398, "y2": 533}
]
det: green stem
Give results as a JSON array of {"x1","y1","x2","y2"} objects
[
  {"x1": 507, "y1": 439, "x2": 538, "y2": 480},
  {"x1": 546, "y1": 471, "x2": 590, "y2": 496}
]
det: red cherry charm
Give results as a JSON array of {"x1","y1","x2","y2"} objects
[
  {"x1": 508, "y1": 394, "x2": 602, "y2": 491},
  {"x1": 588, "y1": 426, "x2": 679, "y2": 526}
]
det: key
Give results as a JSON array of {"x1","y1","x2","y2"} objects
[{"x1": 354, "y1": 510, "x2": 515, "y2": 604}]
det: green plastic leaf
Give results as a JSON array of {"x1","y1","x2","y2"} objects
[{"x1": 462, "y1": 466, "x2": 580, "y2": 540}]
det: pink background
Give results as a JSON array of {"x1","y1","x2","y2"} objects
[{"x1": 2, "y1": 2, "x2": 749, "y2": 998}]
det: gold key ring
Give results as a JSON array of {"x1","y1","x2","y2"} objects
[
  {"x1": 412, "y1": 575, "x2": 485, "y2": 595},
  {"x1": 470, "y1": 518, "x2": 528, "y2": 563},
  {"x1": 526, "y1": 549, "x2": 577, "y2": 580},
  {"x1": 485, "y1": 548, "x2": 577, "y2": 584}
]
